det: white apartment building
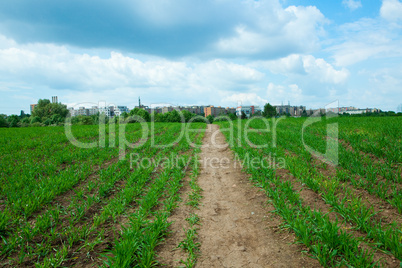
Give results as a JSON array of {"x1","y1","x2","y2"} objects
[
  {"x1": 99, "y1": 106, "x2": 114, "y2": 117},
  {"x1": 88, "y1": 106, "x2": 99, "y2": 116},
  {"x1": 236, "y1": 106, "x2": 261, "y2": 118},
  {"x1": 113, "y1": 106, "x2": 130, "y2": 117}
]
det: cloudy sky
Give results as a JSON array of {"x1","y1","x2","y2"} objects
[{"x1": 0, "y1": 0, "x2": 401, "y2": 115}]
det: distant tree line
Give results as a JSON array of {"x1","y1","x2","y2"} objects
[
  {"x1": 0, "y1": 101, "x2": 212, "y2": 128},
  {"x1": 0, "y1": 99, "x2": 69, "y2": 128},
  {"x1": 340, "y1": 111, "x2": 402, "y2": 117},
  {"x1": 2, "y1": 100, "x2": 400, "y2": 128}
]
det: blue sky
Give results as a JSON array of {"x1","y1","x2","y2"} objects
[{"x1": 0, "y1": 0, "x2": 401, "y2": 114}]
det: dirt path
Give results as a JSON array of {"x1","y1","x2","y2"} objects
[{"x1": 195, "y1": 124, "x2": 320, "y2": 268}]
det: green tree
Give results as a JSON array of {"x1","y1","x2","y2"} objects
[
  {"x1": 138, "y1": 109, "x2": 150, "y2": 122},
  {"x1": 121, "y1": 111, "x2": 129, "y2": 119},
  {"x1": 181, "y1": 110, "x2": 194, "y2": 122},
  {"x1": 91, "y1": 113, "x2": 101, "y2": 124},
  {"x1": 51, "y1": 114, "x2": 64, "y2": 125},
  {"x1": 32, "y1": 99, "x2": 69, "y2": 121},
  {"x1": 228, "y1": 113, "x2": 237, "y2": 121},
  {"x1": 167, "y1": 110, "x2": 181, "y2": 122},
  {"x1": 241, "y1": 111, "x2": 247, "y2": 119},
  {"x1": 129, "y1": 108, "x2": 150, "y2": 122},
  {"x1": 73, "y1": 115, "x2": 93, "y2": 125},
  {"x1": 43, "y1": 118, "x2": 52, "y2": 126},
  {"x1": 20, "y1": 117, "x2": 30, "y2": 127},
  {"x1": 262, "y1": 103, "x2": 277, "y2": 117},
  {"x1": 114, "y1": 116, "x2": 120, "y2": 124},
  {"x1": 0, "y1": 114, "x2": 8, "y2": 128},
  {"x1": 20, "y1": 110, "x2": 29, "y2": 118},
  {"x1": 154, "y1": 113, "x2": 167, "y2": 122},
  {"x1": 30, "y1": 116, "x2": 41, "y2": 124},
  {"x1": 252, "y1": 111, "x2": 262, "y2": 117},
  {"x1": 21, "y1": 117, "x2": 30, "y2": 124},
  {"x1": 206, "y1": 114, "x2": 214, "y2": 123},
  {"x1": 7, "y1": 115, "x2": 20, "y2": 127}
]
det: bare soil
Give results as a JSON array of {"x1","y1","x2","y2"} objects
[{"x1": 192, "y1": 125, "x2": 319, "y2": 267}]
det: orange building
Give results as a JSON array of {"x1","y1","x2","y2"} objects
[
  {"x1": 30, "y1": 104, "x2": 37, "y2": 114},
  {"x1": 204, "y1": 106, "x2": 235, "y2": 117}
]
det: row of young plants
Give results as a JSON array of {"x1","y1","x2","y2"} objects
[
  {"x1": 177, "y1": 145, "x2": 203, "y2": 268},
  {"x1": 106, "y1": 125, "x2": 205, "y2": 267},
  {"x1": 282, "y1": 146, "x2": 401, "y2": 262},
  {"x1": 0, "y1": 122, "x2": 206, "y2": 267},
  {"x1": 39, "y1": 145, "x2": 194, "y2": 267},
  {"x1": 0, "y1": 123, "x2": 161, "y2": 243},
  {"x1": 1, "y1": 121, "x2": 185, "y2": 221},
  {"x1": 0, "y1": 124, "x2": 137, "y2": 218},
  {"x1": 280, "y1": 151, "x2": 402, "y2": 262},
  {"x1": 300, "y1": 117, "x2": 402, "y2": 213},
  {"x1": 257, "y1": 116, "x2": 401, "y2": 213},
  {"x1": 6, "y1": 161, "x2": 136, "y2": 266},
  {"x1": 251, "y1": 117, "x2": 402, "y2": 263},
  {"x1": 338, "y1": 117, "x2": 401, "y2": 164},
  {"x1": 107, "y1": 160, "x2": 186, "y2": 267},
  {"x1": 217, "y1": 118, "x2": 401, "y2": 267},
  {"x1": 1, "y1": 123, "x2": 170, "y2": 265}
]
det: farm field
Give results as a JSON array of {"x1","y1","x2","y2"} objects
[
  {"x1": 0, "y1": 122, "x2": 205, "y2": 267},
  {"x1": 217, "y1": 116, "x2": 402, "y2": 267},
  {"x1": 0, "y1": 116, "x2": 401, "y2": 267}
]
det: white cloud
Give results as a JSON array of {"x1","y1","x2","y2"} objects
[
  {"x1": 257, "y1": 54, "x2": 306, "y2": 75},
  {"x1": 380, "y1": 0, "x2": 402, "y2": 22},
  {"x1": 342, "y1": 0, "x2": 362, "y2": 11},
  {"x1": 222, "y1": 93, "x2": 267, "y2": 106},
  {"x1": 254, "y1": 54, "x2": 349, "y2": 84},
  {"x1": 329, "y1": 42, "x2": 393, "y2": 66},
  {"x1": 196, "y1": 59, "x2": 264, "y2": 82},
  {"x1": 327, "y1": 17, "x2": 402, "y2": 66},
  {"x1": 215, "y1": 4, "x2": 327, "y2": 58},
  {"x1": 0, "y1": 47, "x2": 188, "y2": 90},
  {"x1": 0, "y1": 35, "x2": 17, "y2": 49},
  {"x1": 0, "y1": 36, "x2": 268, "y2": 112},
  {"x1": 0, "y1": 43, "x2": 264, "y2": 92},
  {"x1": 337, "y1": 66, "x2": 402, "y2": 111},
  {"x1": 266, "y1": 83, "x2": 304, "y2": 105},
  {"x1": 302, "y1": 55, "x2": 349, "y2": 84}
]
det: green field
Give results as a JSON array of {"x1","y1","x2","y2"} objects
[
  {"x1": 0, "y1": 123, "x2": 205, "y2": 267},
  {"x1": 0, "y1": 116, "x2": 401, "y2": 267},
  {"x1": 217, "y1": 116, "x2": 402, "y2": 267}
]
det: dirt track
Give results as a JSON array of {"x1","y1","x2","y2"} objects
[
  {"x1": 157, "y1": 124, "x2": 320, "y2": 267},
  {"x1": 194, "y1": 124, "x2": 319, "y2": 267}
]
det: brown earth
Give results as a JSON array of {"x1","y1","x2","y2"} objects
[{"x1": 192, "y1": 124, "x2": 319, "y2": 268}]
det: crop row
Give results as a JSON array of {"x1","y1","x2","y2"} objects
[
  {"x1": 0, "y1": 123, "x2": 205, "y2": 267},
  {"x1": 218, "y1": 118, "x2": 401, "y2": 267}
]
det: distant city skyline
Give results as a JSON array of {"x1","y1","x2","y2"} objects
[
  {"x1": 32, "y1": 95, "x2": 383, "y2": 118},
  {"x1": 1, "y1": 0, "x2": 401, "y2": 115},
  {"x1": 66, "y1": 99, "x2": 381, "y2": 118}
]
